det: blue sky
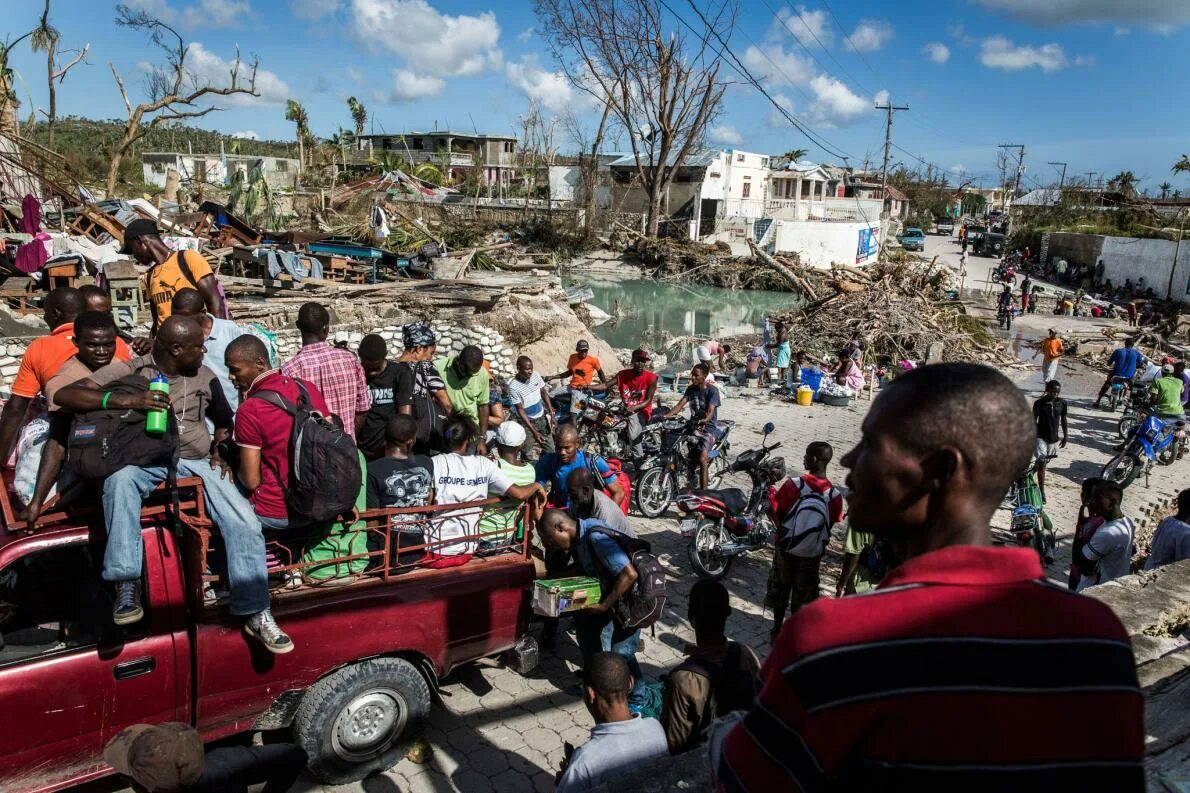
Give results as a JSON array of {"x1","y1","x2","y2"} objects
[{"x1": 6, "y1": 0, "x2": 1190, "y2": 192}]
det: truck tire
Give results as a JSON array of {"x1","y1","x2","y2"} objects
[{"x1": 293, "y1": 657, "x2": 431, "y2": 784}]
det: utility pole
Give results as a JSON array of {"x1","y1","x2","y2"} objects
[
  {"x1": 875, "y1": 101, "x2": 909, "y2": 219},
  {"x1": 1048, "y1": 161, "x2": 1067, "y2": 189},
  {"x1": 998, "y1": 143, "x2": 1025, "y2": 237}
]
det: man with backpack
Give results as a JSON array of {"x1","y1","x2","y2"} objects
[
  {"x1": 224, "y1": 335, "x2": 336, "y2": 530},
  {"x1": 765, "y1": 441, "x2": 844, "y2": 638},
  {"x1": 120, "y1": 219, "x2": 227, "y2": 330},
  {"x1": 661, "y1": 579, "x2": 759, "y2": 754},
  {"x1": 53, "y1": 317, "x2": 289, "y2": 654},
  {"x1": 539, "y1": 508, "x2": 666, "y2": 682}
]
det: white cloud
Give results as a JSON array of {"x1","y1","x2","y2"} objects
[
  {"x1": 517, "y1": 26, "x2": 536, "y2": 42},
  {"x1": 846, "y1": 19, "x2": 893, "y2": 52},
  {"x1": 946, "y1": 21, "x2": 976, "y2": 46},
  {"x1": 182, "y1": 0, "x2": 252, "y2": 26},
  {"x1": 291, "y1": 0, "x2": 339, "y2": 20},
  {"x1": 708, "y1": 125, "x2": 744, "y2": 146},
  {"x1": 922, "y1": 41, "x2": 951, "y2": 63},
  {"x1": 186, "y1": 42, "x2": 291, "y2": 105},
  {"x1": 974, "y1": 0, "x2": 1190, "y2": 29},
  {"x1": 351, "y1": 0, "x2": 502, "y2": 77},
  {"x1": 743, "y1": 44, "x2": 814, "y2": 87},
  {"x1": 873, "y1": 89, "x2": 889, "y2": 106},
  {"x1": 231, "y1": 130, "x2": 259, "y2": 139},
  {"x1": 773, "y1": 6, "x2": 832, "y2": 46},
  {"x1": 345, "y1": 67, "x2": 363, "y2": 82},
  {"x1": 767, "y1": 93, "x2": 794, "y2": 128},
  {"x1": 807, "y1": 75, "x2": 869, "y2": 127},
  {"x1": 1074, "y1": 54, "x2": 1096, "y2": 66},
  {"x1": 505, "y1": 57, "x2": 579, "y2": 112},
  {"x1": 390, "y1": 69, "x2": 445, "y2": 101},
  {"x1": 951, "y1": 164, "x2": 966, "y2": 174},
  {"x1": 979, "y1": 37, "x2": 1071, "y2": 72},
  {"x1": 1114, "y1": 26, "x2": 1130, "y2": 35}
]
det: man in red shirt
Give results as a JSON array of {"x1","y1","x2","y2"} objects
[
  {"x1": 765, "y1": 442, "x2": 844, "y2": 637},
  {"x1": 615, "y1": 349, "x2": 658, "y2": 455},
  {"x1": 227, "y1": 335, "x2": 332, "y2": 530},
  {"x1": 712, "y1": 363, "x2": 1144, "y2": 792}
]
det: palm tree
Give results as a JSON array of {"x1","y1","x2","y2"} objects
[
  {"x1": 782, "y1": 148, "x2": 808, "y2": 164},
  {"x1": 1173, "y1": 155, "x2": 1190, "y2": 175},
  {"x1": 0, "y1": 30, "x2": 36, "y2": 138},
  {"x1": 347, "y1": 96, "x2": 367, "y2": 137},
  {"x1": 1160, "y1": 181, "x2": 1172, "y2": 199},
  {"x1": 285, "y1": 99, "x2": 309, "y2": 170},
  {"x1": 1107, "y1": 170, "x2": 1137, "y2": 196}
]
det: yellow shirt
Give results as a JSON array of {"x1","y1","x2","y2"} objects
[{"x1": 147, "y1": 250, "x2": 213, "y2": 324}]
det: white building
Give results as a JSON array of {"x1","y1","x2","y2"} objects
[{"x1": 142, "y1": 152, "x2": 299, "y2": 190}]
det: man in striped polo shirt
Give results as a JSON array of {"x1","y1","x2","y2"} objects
[{"x1": 712, "y1": 362, "x2": 1144, "y2": 793}]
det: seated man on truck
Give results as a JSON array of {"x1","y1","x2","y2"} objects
[{"x1": 54, "y1": 317, "x2": 291, "y2": 655}]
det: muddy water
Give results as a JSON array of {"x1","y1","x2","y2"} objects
[{"x1": 568, "y1": 270, "x2": 801, "y2": 352}]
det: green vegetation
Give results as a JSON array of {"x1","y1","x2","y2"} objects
[
  {"x1": 21, "y1": 117, "x2": 297, "y2": 193},
  {"x1": 1009, "y1": 188, "x2": 1182, "y2": 253}
]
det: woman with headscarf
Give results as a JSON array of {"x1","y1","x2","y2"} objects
[{"x1": 394, "y1": 323, "x2": 453, "y2": 454}]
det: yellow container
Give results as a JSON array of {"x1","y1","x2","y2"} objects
[{"x1": 796, "y1": 385, "x2": 814, "y2": 406}]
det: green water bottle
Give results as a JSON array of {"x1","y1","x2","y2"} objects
[{"x1": 146, "y1": 374, "x2": 170, "y2": 435}]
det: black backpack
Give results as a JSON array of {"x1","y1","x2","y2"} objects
[
  {"x1": 583, "y1": 524, "x2": 668, "y2": 630},
  {"x1": 66, "y1": 369, "x2": 180, "y2": 481},
  {"x1": 251, "y1": 381, "x2": 361, "y2": 523}
]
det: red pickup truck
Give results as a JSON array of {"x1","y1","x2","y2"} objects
[{"x1": 0, "y1": 477, "x2": 536, "y2": 792}]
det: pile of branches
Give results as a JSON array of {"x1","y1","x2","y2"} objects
[{"x1": 768, "y1": 256, "x2": 1022, "y2": 368}]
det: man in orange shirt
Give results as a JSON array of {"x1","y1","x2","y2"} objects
[
  {"x1": 1032, "y1": 327, "x2": 1065, "y2": 383},
  {"x1": 549, "y1": 339, "x2": 606, "y2": 421},
  {"x1": 0, "y1": 287, "x2": 131, "y2": 466},
  {"x1": 121, "y1": 219, "x2": 226, "y2": 330}
]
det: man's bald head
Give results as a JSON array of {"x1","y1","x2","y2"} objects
[
  {"x1": 170, "y1": 287, "x2": 207, "y2": 318},
  {"x1": 44, "y1": 287, "x2": 83, "y2": 329},
  {"x1": 567, "y1": 467, "x2": 596, "y2": 514},
  {"x1": 556, "y1": 423, "x2": 579, "y2": 444},
  {"x1": 157, "y1": 315, "x2": 203, "y2": 346},
  {"x1": 842, "y1": 362, "x2": 1034, "y2": 547}
]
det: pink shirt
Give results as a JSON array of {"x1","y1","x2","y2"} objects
[{"x1": 281, "y1": 341, "x2": 370, "y2": 439}]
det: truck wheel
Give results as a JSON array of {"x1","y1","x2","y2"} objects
[{"x1": 293, "y1": 657, "x2": 431, "y2": 784}]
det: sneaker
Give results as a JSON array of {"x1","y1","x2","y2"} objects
[
  {"x1": 244, "y1": 609, "x2": 294, "y2": 654},
  {"x1": 113, "y1": 581, "x2": 144, "y2": 626}
]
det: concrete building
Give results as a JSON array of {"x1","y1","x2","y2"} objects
[
  {"x1": 141, "y1": 152, "x2": 299, "y2": 190},
  {"x1": 347, "y1": 130, "x2": 517, "y2": 186},
  {"x1": 771, "y1": 219, "x2": 881, "y2": 268}
]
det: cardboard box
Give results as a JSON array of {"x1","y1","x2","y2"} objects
[{"x1": 532, "y1": 576, "x2": 602, "y2": 617}]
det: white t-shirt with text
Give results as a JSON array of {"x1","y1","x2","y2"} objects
[{"x1": 431, "y1": 453, "x2": 514, "y2": 555}]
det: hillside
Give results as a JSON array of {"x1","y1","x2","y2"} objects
[{"x1": 21, "y1": 117, "x2": 299, "y2": 191}]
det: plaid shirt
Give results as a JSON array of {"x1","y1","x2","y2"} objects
[{"x1": 281, "y1": 341, "x2": 371, "y2": 439}]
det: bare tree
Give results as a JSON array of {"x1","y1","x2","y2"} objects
[
  {"x1": 562, "y1": 100, "x2": 612, "y2": 229},
  {"x1": 32, "y1": 0, "x2": 89, "y2": 151},
  {"x1": 105, "y1": 4, "x2": 258, "y2": 195},
  {"x1": 535, "y1": 0, "x2": 736, "y2": 236},
  {"x1": 517, "y1": 98, "x2": 559, "y2": 212}
]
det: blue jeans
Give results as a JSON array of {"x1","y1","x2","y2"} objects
[
  {"x1": 573, "y1": 609, "x2": 642, "y2": 681},
  {"x1": 102, "y1": 459, "x2": 269, "y2": 616}
]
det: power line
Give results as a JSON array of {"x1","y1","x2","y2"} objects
[
  {"x1": 756, "y1": 0, "x2": 872, "y2": 96},
  {"x1": 819, "y1": 0, "x2": 881, "y2": 82}
]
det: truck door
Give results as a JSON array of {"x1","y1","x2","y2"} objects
[{"x1": 0, "y1": 535, "x2": 180, "y2": 792}]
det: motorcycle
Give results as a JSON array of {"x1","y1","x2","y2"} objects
[
  {"x1": 575, "y1": 396, "x2": 664, "y2": 474},
  {"x1": 997, "y1": 303, "x2": 1015, "y2": 331},
  {"x1": 634, "y1": 415, "x2": 733, "y2": 518},
  {"x1": 1007, "y1": 461, "x2": 1055, "y2": 564},
  {"x1": 1102, "y1": 414, "x2": 1182, "y2": 488},
  {"x1": 1116, "y1": 384, "x2": 1150, "y2": 438},
  {"x1": 1105, "y1": 375, "x2": 1130, "y2": 413},
  {"x1": 678, "y1": 422, "x2": 784, "y2": 579},
  {"x1": 995, "y1": 263, "x2": 1017, "y2": 285}
]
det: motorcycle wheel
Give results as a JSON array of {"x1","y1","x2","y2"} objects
[
  {"x1": 1101, "y1": 453, "x2": 1139, "y2": 488},
  {"x1": 635, "y1": 467, "x2": 675, "y2": 518},
  {"x1": 1108, "y1": 391, "x2": 1119, "y2": 412},
  {"x1": 1117, "y1": 414, "x2": 1137, "y2": 439},
  {"x1": 708, "y1": 455, "x2": 728, "y2": 488},
  {"x1": 688, "y1": 520, "x2": 733, "y2": 580}
]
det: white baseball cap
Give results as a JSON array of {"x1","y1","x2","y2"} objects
[
  {"x1": 695, "y1": 345, "x2": 712, "y2": 361},
  {"x1": 496, "y1": 421, "x2": 527, "y2": 448}
]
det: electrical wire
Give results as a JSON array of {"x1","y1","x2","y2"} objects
[{"x1": 756, "y1": 0, "x2": 873, "y2": 96}]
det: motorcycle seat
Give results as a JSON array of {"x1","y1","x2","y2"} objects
[{"x1": 686, "y1": 487, "x2": 748, "y2": 514}]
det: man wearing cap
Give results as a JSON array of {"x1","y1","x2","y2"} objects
[
  {"x1": 615, "y1": 350, "x2": 658, "y2": 455},
  {"x1": 549, "y1": 340, "x2": 606, "y2": 419},
  {"x1": 121, "y1": 219, "x2": 227, "y2": 331},
  {"x1": 104, "y1": 722, "x2": 306, "y2": 792},
  {"x1": 1151, "y1": 363, "x2": 1187, "y2": 457}
]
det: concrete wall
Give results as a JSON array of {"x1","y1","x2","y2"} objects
[
  {"x1": 142, "y1": 154, "x2": 298, "y2": 190},
  {"x1": 721, "y1": 150, "x2": 769, "y2": 220},
  {"x1": 1047, "y1": 232, "x2": 1190, "y2": 301},
  {"x1": 773, "y1": 220, "x2": 881, "y2": 268}
]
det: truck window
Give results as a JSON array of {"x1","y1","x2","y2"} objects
[{"x1": 0, "y1": 544, "x2": 138, "y2": 667}]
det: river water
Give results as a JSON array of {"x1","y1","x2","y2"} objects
[{"x1": 570, "y1": 270, "x2": 800, "y2": 352}]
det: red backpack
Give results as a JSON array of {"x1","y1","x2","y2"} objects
[{"x1": 586, "y1": 454, "x2": 631, "y2": 515}]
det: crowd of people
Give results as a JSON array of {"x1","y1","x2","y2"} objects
[{"x1": 1, "y1": 218, "x2": 1187, "y2": 793}]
